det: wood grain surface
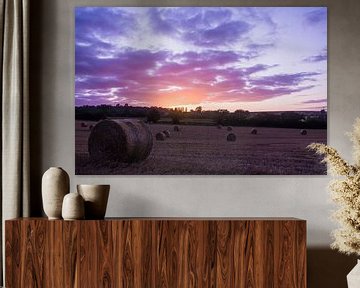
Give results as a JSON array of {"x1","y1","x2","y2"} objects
[{"x1": 6, "y1": 218, "x2": 306, "y2": 288}]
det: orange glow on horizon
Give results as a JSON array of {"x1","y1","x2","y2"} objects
[{"x1": 155, "y1": 87, "x2": 207, "y2": 108}]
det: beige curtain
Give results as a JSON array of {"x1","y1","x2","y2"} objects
[{"x1": 0, "y1": 0, "x2": 30, "y2": 284}]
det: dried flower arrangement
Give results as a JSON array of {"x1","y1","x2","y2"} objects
[{"x1": 308, "y1": 118, "x2": 360, "y2": 255}]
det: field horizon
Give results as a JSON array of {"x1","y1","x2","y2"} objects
[
  {"x1": 76, "y1": 104, "x2": 327, "y2": 130},
  {"x1": 75, "y1": 103, "x2": 326, "y2": 114}
]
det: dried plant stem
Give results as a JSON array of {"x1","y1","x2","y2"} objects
[{"x1": 308, "y1": 118, "x2": 360, "y2": 256}]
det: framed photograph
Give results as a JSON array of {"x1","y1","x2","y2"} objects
[{"x1": 75, "y1": 6, "x2": 327, "y2": 175}]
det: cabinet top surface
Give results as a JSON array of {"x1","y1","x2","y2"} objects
[{"x1": 6, "y1": 217, "x2": 305, "y2": 222}]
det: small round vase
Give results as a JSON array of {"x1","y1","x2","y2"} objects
[
  {"x1": 62, "y1": 192, "x2": 85, "y2": 220},
  {"x1": 42, "y1": 167, "x2": 70, "y2": 219},
  {"x1": 77, "y1": 184, "x2": 110, "y2": 219}
]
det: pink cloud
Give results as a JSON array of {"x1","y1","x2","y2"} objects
[{"x1": 76, "y1": 48, "x2": 319, "y2": 106}]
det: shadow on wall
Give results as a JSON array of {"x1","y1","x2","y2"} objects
[
  {"x1": 308, "y1": 248, "x2": 357, "y2": 288},
  {"x1": 29, "y1": 0, "x2": 45, "y2": 216}
]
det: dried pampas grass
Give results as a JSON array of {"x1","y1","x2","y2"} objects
[{"x1": 308, "y1": 118, "x2": 360, "y2": 256}]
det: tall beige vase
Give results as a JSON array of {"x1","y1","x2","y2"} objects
[
  {"x1": 77, "y1": 184, "x2": 110, "y2": 219},
  {"x1": 42, "y1": 167, "x2": 70, "y2": 219}
]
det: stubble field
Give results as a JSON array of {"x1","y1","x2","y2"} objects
[{"x1": 75, "y1": 120, "x2": 327, "y2": 175}]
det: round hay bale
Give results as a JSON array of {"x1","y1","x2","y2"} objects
[
  {"x1": 156, "y1": 132, "x2": 166, "y2": 141},
  {"x1": 174, "y1": 126, "x2": 180, "y2": 132},
  {"x1": 217, "y1": 124, "x2": 222, "y2": 129},
  {"x1": 81, "y1": 122, "x2": 88, "y2": 128},
  {"x1": 300, "y1": 129, "x2": 307, "y2": 135},
  {"x1": 88, "y1": 119, "x2": 153, "y2": 163},
  {"x1": 251, "y1": 128, "x2": 257, "y2": 135},
  {"x1": 163, "y1": 130, "x2": 170, "y2": 138},
  {"x1": 227, "y1": 133, "x2": 236, "y2": 142},
  {"x1": 227, "y1": 126, "x2": 232, "y2": 131}
]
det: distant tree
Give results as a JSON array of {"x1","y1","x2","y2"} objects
[
  {"x1": 234, "y1": 109, "x2": 250, "y2": 120},
  {"x1": 195, "y1": 106, "x2": 202, "y2": 113},
  {"x1": 170, "y1": 109, "x2": 183, "y2": 124},
  {"x1": 147, "y1": 107, "x2": 161, "y2": 123},
  {"x1": 281, "y1": 111, "x2": 302, "y2": 121},
  {"x1": 216, "y1": 109, "x2": 230, "y2": 125}
]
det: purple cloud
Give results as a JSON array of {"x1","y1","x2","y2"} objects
[
  {"x1": 148, "y1": 8, "x2": 251, "y2": 48},
  {"x1": 241, "y1": 7, "x2": 277, "y2": 30},
  {"x1": 302, "y1": 98, "x2": 327, "y2": 104},
  {"x1": 245, "y1": 85, "x2": 316, "y2": 101},
  {"x1": 75, "y1": 76, "x2": 126, "y2": 91},
  {"x1": 75, "y1": 7, "x2": 140, "y2": 73},
  {"x1": 75, "y1": 7, "x2": 327, "y2": 109},
  {"x1": 76, "y1": 50, "x2": 242, "y2": 97},
  {"x1": 76, "y1": 49, "x2": 168, "y2": 77},
  {"x1": 206, "y1": 85, "x2": 316, "y2": 103},
  {"x1": 76, "y1": 46, "x2": 317, "y2": 106},
  {"x1": 242, "y1": 64, "x2": 278, "y2": 75},
  {"x1": 250, "y1": 72, "x2": 319, "y2": 87},
  {"x1": 148, "y1": 8, "x2": 176, "y2": 34},
  {"x1": 164, "y1": 50, "x2": 249, "y2": 72},
  {"x1": 247, "y1": 43, "x2": 274, "y2": 52},
  {"x1": 75, "y1": 7, "x2": 137, "y2": 43},
  {"x1": 184, "y1": 21, "x2": 251, "y2": 47},
  {"x1": 189, "y1": 8, "x2": 232, "y2": 26},
  {"x1": 304, "y1": 8, "x2": 327, "y2": 25},
  {"x1": 304, "y1": 49, "x2": 327, "y2": 63}
]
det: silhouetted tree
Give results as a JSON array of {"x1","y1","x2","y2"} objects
[
  {"x1": 195, "y1": 106, "x2": 202, "y2": 113},
  {"x1": 170, "y1": 109, "x2": 183, "y2": 124},
  {"x1": 216, "y1": 109, "x2": 230, "y2": 125},
  {"x1": 147, "y1": 107, "x2": 161, "y2": 123},
  {"x1": 234, "y1": 109, "x2": 250, "y2": 120}
]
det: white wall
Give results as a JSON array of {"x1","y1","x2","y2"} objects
[{"x1": 31, "y1": 0, "x2": 360, "y2": 247}]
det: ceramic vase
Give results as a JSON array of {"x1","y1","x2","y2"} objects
[
  {"x1": 42, "y1": 167, "x2": 70, "y2": 219},
  {"x1": 347, "y1": 259, "x2": 360, "y2": 288},
  {"x1": 77, "y1": 184, "x2": 110, "y2": 219},
  {"x1": 62, "y1": 192, "x2": 85, "y2": 220}
]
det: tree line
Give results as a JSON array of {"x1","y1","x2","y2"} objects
[{"x1": 75, "y1": 104, "x2": 326, "y2": 129}]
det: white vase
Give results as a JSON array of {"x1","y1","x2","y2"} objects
[
  {"x1": 42, "y1": 167, "x2": 70, "y2": 219},
  {"x1": 77, "y1": 184, "x2": 110, "y2": 219},
  {"x1": 347, "y1": 260, "x2": 360, "y2": 288},
  {"x1": 62, "y1": 192, "x2": 85, "y2": 220}
]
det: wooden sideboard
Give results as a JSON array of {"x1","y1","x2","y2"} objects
[{"x1": 5, "y1": 218, "x2": 306, "y2": 287}]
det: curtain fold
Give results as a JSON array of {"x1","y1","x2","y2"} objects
[{"x1": 0, "y1": 0, "x2": 30, "y2": 284}]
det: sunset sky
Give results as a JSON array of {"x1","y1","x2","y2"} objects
[{"x1": 75, "y1": 7, "x2": 327, "y2": 112}]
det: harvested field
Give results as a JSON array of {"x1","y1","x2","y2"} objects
[{"x1": 75, "y1": 120, "x2": 327, "y2": 175}]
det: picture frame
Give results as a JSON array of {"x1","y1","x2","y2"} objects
[{"x1": 75, "y1": 6, "x2": 327, "y2": 175}]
